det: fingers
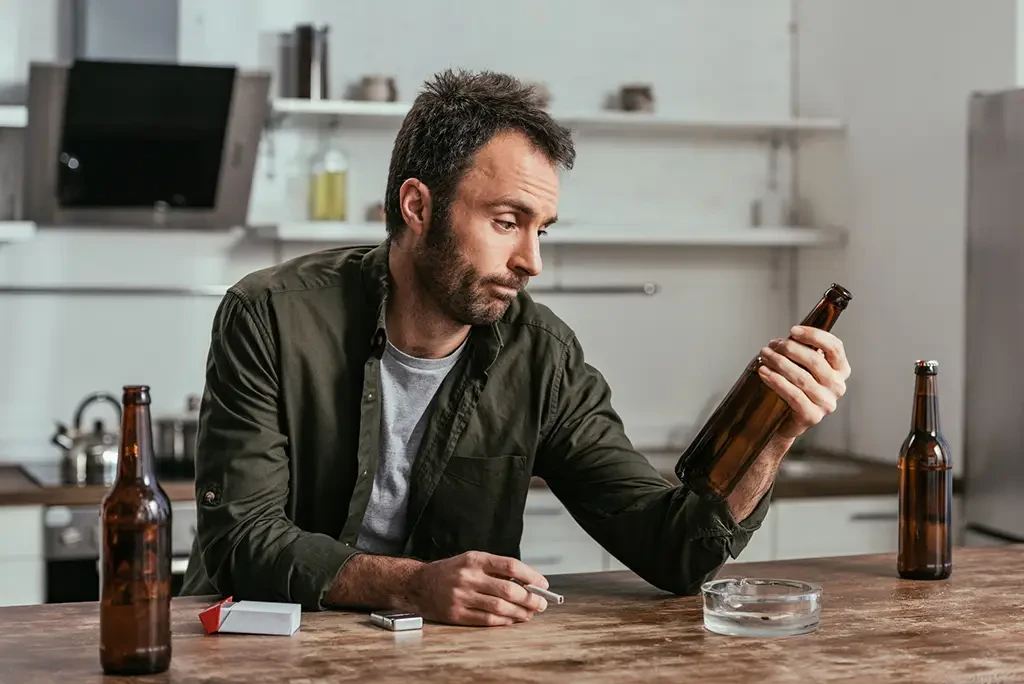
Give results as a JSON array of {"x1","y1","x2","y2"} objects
[
  {"x1": 461, "y1": 590, "x2": 535, "y2": 623},
  {"x1": 789, "y1": 326, "x2": 851, "y2": 377},
  {"x1": 441, "y1": 552, "x2": 549, "y2": 627},
  {"x1": 762, "y1": 341, "x2": 845, "y2": 402},
  {"x1": 758, "y1": 364, "x2": 825, "y2": 426},
  {"x1": 453, "y1": 607, "x2": 516, "y2": 628},
  {"x1": 471, "y1": 551, "x2": 549, "y2": 590},
  {"x1": 476, "y1": 575, "x2": 548, "y2": 613}
]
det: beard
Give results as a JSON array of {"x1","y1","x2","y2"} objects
[{"x1": 411, "y1": 209, "x2": 528, "y2": 326}]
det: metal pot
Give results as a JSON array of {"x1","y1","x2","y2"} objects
[
  {"x1": 51, "y1": 392, "x2": 121, "y2": 486},
  {"x1": 155, "y1": 395, "x2": 201, "y2": 479}
]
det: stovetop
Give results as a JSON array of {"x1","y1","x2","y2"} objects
[{"x1": 21, "y1": 462, "x2": 194, "y2": 488}]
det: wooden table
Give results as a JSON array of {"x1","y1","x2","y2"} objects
[{"x1": 1, "y1": 546, "x2": 1021, "y2": 683}]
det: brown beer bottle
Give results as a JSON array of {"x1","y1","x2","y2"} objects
[
  {"x1": 675, "y1": 283, "x2": 852, "y2": 500},
  {"x1": 898, "y1": 361, "x2": 953, "y2": 580},
  {"x1": 100, "y1": 385, "x2": 172, "y2": 675}
]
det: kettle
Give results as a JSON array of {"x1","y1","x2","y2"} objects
[{"x1": 51, "y1": 392, "x2": 122, "y2": 486}]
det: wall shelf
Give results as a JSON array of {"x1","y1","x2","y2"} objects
[
  {"x1": 0, "y1": 221, "x2": 35, "y2": 243},
  {"x1": 250, "y1": 221, "x2": 387, "y2": 244},
  {"x1": 0, "y1": 221, "x2": 843, "y2": 248},
  {"x1": 0, "y1": 105, "x2": 27, "y2": 129},
  {"x1": 269, "y1": 99, "x2": 844, "y2": 138},
  {"x1": 249, "y1": 221, "x2": 845, "y2": 248},
  {"x1": 3, "y1": 99, "x2": 846, "y2": 137}
]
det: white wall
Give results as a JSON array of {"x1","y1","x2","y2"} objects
[
  {"x1": 794, "y1": 0, "x2": 1018, "y2": 475},
  {"x1": 1, "y1": 0, "x2": 830, "y2": 463}
]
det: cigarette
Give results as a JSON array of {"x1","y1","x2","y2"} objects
[{"x1": 522, "y1": 583, "x2": 564, "y2": 605}]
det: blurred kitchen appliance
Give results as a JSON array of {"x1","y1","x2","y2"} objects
[
  {"x1": 22, "y1": 59, "x2": 269, "y2": 229},
  {"x1": 21, "y1": 461, "x2": 197, "y2": 604},
  {"x1": 963, "y1": 87, "x2": 1024, "y2": 546},
  {"x1": 40, "y1": 501, "x2": 196, "y2": 604},
  {"x1": 50, "y1": 391, "x2": 121, "y2": 487},
  {"x1": 620, "y1": 84, "x2": 655, "y2": 112},
  {"x1": 155, "y1": 395, "x2": 201, "y2": 480},
  {"x1": 293, "y1": 24, "x2": 329, "y2": 100},
  {"x1": 358, "y1": 75, "x2": 396, "y2": 102}
]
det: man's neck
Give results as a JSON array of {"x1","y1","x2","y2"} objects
[{"x1": 386, "y1": 246, "x2": 470, "y2": 359}]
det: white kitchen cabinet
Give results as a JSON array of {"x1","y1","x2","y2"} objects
[
  {"x1": 774, "y1": 496, "x2": 899, "y2": 560},
  {"x1": 0, "y1": 505, "x2": 44, "y2": 606},
  {"x1": 772, "y1": 495, "x2": 964, "y2": 561},
  {"x1": 522, "y1": 540, "x2": 607, "y2": 576},
  {"x1": 0, "y1": 504, "x2": 43, "y2": 556},
  {"x1": 521, "y1": 489, "x2": 605, "y2": 575},
  {"x1": 518, "y1": 490, "x2": 963, "y2": 575},
  {"x1": 0, "y1": 558, "x2": 44, "y2": 607}
]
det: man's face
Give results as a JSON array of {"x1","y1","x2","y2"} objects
[{"x1": 412, "y1": 131, "x2": 560, "y2": 326}]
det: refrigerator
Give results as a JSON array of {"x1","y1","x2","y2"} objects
[{"x1": 964, "y1": 88, "x2": 1024, "y2": 546}]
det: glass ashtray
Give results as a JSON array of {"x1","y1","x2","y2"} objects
[{"x1": 701, "y1": 578, "x2": 822, "y2": 638}]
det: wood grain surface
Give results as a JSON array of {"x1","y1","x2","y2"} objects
[
  {"x1": 0, "y1": 546, "x2": 1021, "y2": 683},
  {"x1": 0, "y1": 466, "x2": 196, "y2": 506}
]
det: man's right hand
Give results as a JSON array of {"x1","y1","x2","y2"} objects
[{"x1": 409, "y1": 551, "x2": 549, "y2": 627}]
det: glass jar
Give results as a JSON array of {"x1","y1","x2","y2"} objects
[{"x1": 309, "y1": 147, "x2": 349, "y2": 221}]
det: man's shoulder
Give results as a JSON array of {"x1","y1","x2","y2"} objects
[
  {"x1": 227, "y1": 244, "x2": 376, "y2": 306},
  {"x1": 499, "y1": 292, "x2": 577, "y2": 349}
]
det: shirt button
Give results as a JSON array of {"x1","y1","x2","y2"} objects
[
  {"x1": 204, "y1": 490, "x2": 216, "y2": 504},
  {"x1": 367, "y1": 393, "x2": 374, "y2": 400}
]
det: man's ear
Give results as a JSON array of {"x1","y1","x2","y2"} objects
[{"x1": 399, "y1": 178, "x2": 432, "y2": 239}]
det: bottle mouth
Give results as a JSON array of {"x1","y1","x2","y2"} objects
[
  {"x1": 914, "y1": 360, "x2": 939, "y2": 375},
  {"x1": 827, "y1": 283, "x2": 853, "y2": 308},
  {"x1": 122, "y1": 385, "x2": 152, "y2": 405}
]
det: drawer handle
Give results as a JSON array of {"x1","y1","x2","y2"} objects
[
  {"x1": 849, "y1": 512, "x2": 898, "y2": 522},
  {"x1": 525, "y1": 508, "x2": 563, "y2": 516},
  {"x1": 524, "y1": 556, "x2": 563, "y2": 566}
]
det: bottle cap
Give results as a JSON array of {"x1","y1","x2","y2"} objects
[{"x1": 914, "y1": 360, "x2": 938, "y2": 375}]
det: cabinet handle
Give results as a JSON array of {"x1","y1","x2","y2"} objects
[
  {"x1": 524, "y1": 556, "x2": 563, "y2": 566},
  {"x1": 849, "y1": 512, "x2": 898, "y2": 522},
  {"x1": 525, "y1": 508, "x2": 564, "y2": 517}
]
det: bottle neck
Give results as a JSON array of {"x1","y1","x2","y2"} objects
[
  {"x1": 800, "y1": 294, "x2": 847, "y2": 332},
  {"x1": 118, "y1": 403, "x2": 156, "y2": 484},
  {"x1": 911, "y1": 374, "x2": 940, "y2": 434}
]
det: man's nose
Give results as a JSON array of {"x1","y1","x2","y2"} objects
[{"x1": 511, "y1": 231, "x2": 543, "y2": 278}]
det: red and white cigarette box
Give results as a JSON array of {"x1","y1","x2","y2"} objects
[{"x1": 199, "y1": 596, "x2": 301, "y2": 636}]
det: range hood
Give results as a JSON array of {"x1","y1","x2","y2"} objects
[{"x1": 22, "y1": 60, "x2": 270, "y2": 229}]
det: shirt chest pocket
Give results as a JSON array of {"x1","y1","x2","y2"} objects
[{"x1": 430, "y1": 453, "x2": 531, "y2": 555}]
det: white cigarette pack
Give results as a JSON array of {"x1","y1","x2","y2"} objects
[{"x1": 199, "y1": 596, "x2": 301, "y2": 636}]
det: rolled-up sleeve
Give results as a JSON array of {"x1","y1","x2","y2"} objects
[
  {"x1": 534, "y1": 335, "x2": 772, "y2": 595},
  {"x1": 193, "y1": 289, "x2": 358, "y2": 610}
]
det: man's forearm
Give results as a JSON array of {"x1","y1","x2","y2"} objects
[
  {"x1": 725, "y1": 433, "x2": 794, "y2": 522},
  {"x1": 324, "y1": 553, "x2": 423, "y2": 611}
]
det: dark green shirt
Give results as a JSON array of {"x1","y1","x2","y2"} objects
[{"x1": 180, "y1": 241, "x2": 770, "y2": 609}]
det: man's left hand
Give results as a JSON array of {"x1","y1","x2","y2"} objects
[{"x1": 758, "y1": 325, "x2": 852, "y2": 440}]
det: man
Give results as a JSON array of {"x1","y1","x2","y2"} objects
[{"x1": 180, "y1": 69, "x2": 851, "y2": 627}]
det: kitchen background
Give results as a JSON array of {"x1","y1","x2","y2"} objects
[{"x1": 0, "y1": 0, "x2": 1021, "y2": 605}]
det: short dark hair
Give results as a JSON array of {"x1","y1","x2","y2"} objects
[{"x1": 384, "y1": 69, "x2": 576, "y2": 240}]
